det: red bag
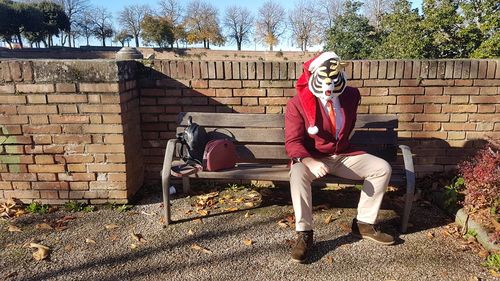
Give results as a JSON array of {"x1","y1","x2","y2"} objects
[{"x1": 202, "y1": 139, "x2": 238, "y2": 171}]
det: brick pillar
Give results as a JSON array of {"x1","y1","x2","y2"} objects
[{"x1": 0, "y1": 60, "x2": 143, "y2": 204}]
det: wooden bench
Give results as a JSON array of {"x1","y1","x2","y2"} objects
[{"x1": 161, "y1": 112, "x2": 415, "y2": 233}]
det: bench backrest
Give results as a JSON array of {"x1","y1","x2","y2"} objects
[{"x1": 176, "y1": 112, "x2": 398, "y2": 163}]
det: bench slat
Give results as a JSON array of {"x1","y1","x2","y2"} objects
[
  {"x1": 178, "y1": 112, "x2": 285, "y2": 128},
  {"x1": 176, "y1": 127, "x2": 397, "y2": 145},
  {"x1": 187, "y1": 163, "x2": 406, "y2": 185},
  {"x1": 178, "y1": 112, "x2": 398, "y2": 129}
]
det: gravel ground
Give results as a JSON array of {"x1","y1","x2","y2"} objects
[{"x1": 0, "y1": 185, "x2": 496, "y2": 281}]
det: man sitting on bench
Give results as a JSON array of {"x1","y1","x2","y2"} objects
[{"x1": 285, "y1": 52, "x2": 395, "y2": 263}]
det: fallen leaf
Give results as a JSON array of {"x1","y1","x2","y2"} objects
[
  {"x1": 193, "y1": 218, "x2": 204, "y2": 224},
  {"x1": 243, "y1": 239, "x2": 254, "y2": 246},
  {"x1": 426, "y1": 232, "x2": 435, "y2": 239},
  {"x1": 224, "y1": 207, "x2": 238, "y2": 212},
  {"x1": 196, "y1": 210, "x2": 209, "y2": 216},
  {"x1": 325, "y1": 256, "x2": 334, "y2": 264},
  {"x1": 247, "y1": 192, "x2": 260, "y2": 198},
  {"x1": 478, "y1": 250, "x2": 490, "y2": 258},
  {"x1": 85, "y1": 238, "x2": 96, "y2": 244},
  {"x1": 8, "y1": 225, "x2": 22, "y2": 232},
  {"x1": 277, "y1": 220, "x2": 289, "y2": 228},
  {"x1": 338, "y1": 222, "x2": 351, "y2": 232},
  {"x1": 158, "y1": 217, "x2": 165, "y2": 225},
  {"x1": 131, "y1": 233, "x2": 147, "y2": 243},
  {"x1": 244, "y1": 202, "x2": 254, "y2": 207},
  {"x1": 141, "y1": 211, "x2": 154, "y2": 216},
  {"x1": 64, "y1": 244, "x2": 73, "y2": 252},
  {"x1": 469, "y1": 277, "x2": 480, "y2": 281},
  {"x1": 185, "y1": 210, "x2": 193, "y2": 215},
  {"x1": 130, "y1": 243, "x2": 138, "y2": 249},
  {"x1": 244, "y1": 212, "x2": 251, "y2": 218},
  {"x1": 188, "y1": 229, "x2": 194, "y2": 235},
  {"x1": 191, "y1": 243, "x2": 212, "y2": 254},
  {"x1": 104, "y1": 224, "x2": 120, "y2": 230},
  {"x1": 30, "y1": 243, "x2": 50, "y2": 261},
  {"x1": 490, "y1": 270, "x2": 500, "y2": 278},
  {"x1": 324, "y1": 215, "x2": 334, "y2": 224},
  {"x1": 109, "y1": 234, "x2": 119, "y2": 242},
  {"x1": 35, "y1": 223, "x2": 53, "y2": 230}
]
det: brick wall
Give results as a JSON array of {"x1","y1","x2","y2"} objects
[
  {"x1": 139, "y1": 59, "x2": 499, "y2": 182},
  {"x1": 0, "y1": 58, "x2": 498, "y2": 203},
  {"x1": 0, "y1": 60, "x2": 142, "y2": 204}
]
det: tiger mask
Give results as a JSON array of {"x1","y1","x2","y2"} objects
[{"x1": 307, "y1": 52, "x2": 348, "y2": 103}]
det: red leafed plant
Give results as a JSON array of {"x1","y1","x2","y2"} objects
[{"x1": 458, "y1": 140, "x2": 500, "y2": 243}]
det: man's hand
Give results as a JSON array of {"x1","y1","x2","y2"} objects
[{"x1": 301, "y1": 157, "x2": 328, "y2": 178}]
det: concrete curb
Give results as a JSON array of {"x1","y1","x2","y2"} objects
[{"x1": 455, "y1": 208, "x2": 499, "y2": 252}]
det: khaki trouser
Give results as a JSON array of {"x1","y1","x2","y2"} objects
[{"x1": 290, "y1": 153, "x2": 392, "y2": 231}]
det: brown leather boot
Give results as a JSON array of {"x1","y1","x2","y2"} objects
[
  {"x1": 291, "y1": 230, "x2": 313, "y2": 263},
  {"x1": 351, "y1": 218, "x2": 395, "y2": 245}
]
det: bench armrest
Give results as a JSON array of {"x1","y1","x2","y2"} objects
[
  {"x1": 161, "y1": 138, "x2": 179, "y2": 225},
  {"x1": 398, "y1": 144, "x2": 415, "y2": 233}
]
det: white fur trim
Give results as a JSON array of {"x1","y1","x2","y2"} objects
[
  {"x1": 307, "y1": 126, "x2": 319, "y2": 135},
  {"x1": 308, "y1": 52, "x2": 340, "y2": 72}
]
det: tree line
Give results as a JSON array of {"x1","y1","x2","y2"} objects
[{"x1": 0, "y1": 0, "x2": 498, "y2": 58}]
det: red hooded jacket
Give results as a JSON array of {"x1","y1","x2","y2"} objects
[{"x1": 285, "y1": 56, "x2": 365, "y2": 159}]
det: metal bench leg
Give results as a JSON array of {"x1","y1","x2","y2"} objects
[
  {"x1": 161, "y1": 139, "x2": 179, "y2": 225},
  {"x1": 182, "y1": 176, "x2": 191, "y2": 194},
  {"x1": 399, "y1": 145, "x2": 415, "y2": 233}
]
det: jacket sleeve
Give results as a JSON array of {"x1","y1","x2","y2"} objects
[
  {"x1": 348, "y1": 89, "x2": 361, "y2": 138},
  {"x1": 285, "y1": 99, "x2": 313, "y2": 159}
]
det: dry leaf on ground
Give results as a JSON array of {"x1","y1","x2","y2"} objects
[
  {"x1": 243, "y1": 239, "x2": 254, "y2": 246},
  {"x1": 244, "y1": 212, "x2": 251, "y2": 218},
  {"x1": 191, "y1": 243, "x2": 212, "y2": 254},
  {"x1": 104, "y1": 224, "x2": 120, "y2": 230},
  {"x1": 324, "y1": 215, "x2": 334, "y2": 224},
  {"x1": 30, "y1": 243, "x2": 50, "y2": 261},
  {"x1": 244, "y1": 202, "x2": 254, "y2": 207},
  {"x1": 85, "y1": 238, "x2": 96, "y2": 244},
  {"x1": 130, "y1": 243, "x2": 138, "y2": 250},
  {"x1": 8, "y1": 225, "x2": 22, "y2": 232},
  {"x1": 196, "y1": 210, "x2": 209, "y2": 216},
  {"x1": 325, "y1": 256, "x2": 334, "y2": 264},
  {"x1": 131, "y1": 233, "x2": 147, "y2": 243},
  {"x1": 426, "y1": 232, "x2": 435, "y2": 239},
  {"x1": 35, "y1": 223, "x2": 53, "y2": 230},
  {"x1": 188, "y1": 229, "x2": 194, "y2": 235}
]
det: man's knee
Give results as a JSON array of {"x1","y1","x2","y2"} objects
[{"x1": 290, "y1": 163, "x2": 314, "y2": 183}]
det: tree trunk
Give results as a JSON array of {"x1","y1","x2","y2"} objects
[
  {"x1": 102, "y1": 37, "x2": 106, "y2": 46},
  {"x1": 237, "y1": 39, "x2": 241, "y2": 51},
  {"x1": 270, "y1": 44, "x2": 273, "y2": 51},
  {"x1": 86, "y1": 36, "x2": 89, "y2": 46},
  {"x1": 135, "y1": 36, "x2": 139, "y2": 47},
  {"x1": 16, "y1": 34, "x2": 23, "y2": 48}
]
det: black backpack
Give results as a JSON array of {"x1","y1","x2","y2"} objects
[{"x1": 177, "y1": 116, "x2": 208, "y2": 166}]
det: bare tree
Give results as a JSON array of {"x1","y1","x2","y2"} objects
[
  {"x1": 158, "y1": 0, "x2": 185, "y2": 48},
  {"x1": 54, "y1": 0, "x2": 90, "y2": 47},
  {"x1": 289, "y1": 0, "x2": 321, "y2": 51},
  {"x1": 74, "y1": 9, "x2": 94, "y2": 46},
  {"x1": 118, "y1": 4, "x2": 151, "y2": 48},
  {"x1": 362, "y1": 0, "x2": 396, "y2": 31},
  {"x1": 184, "y1": 0, "x2": 224, "y2": 49},
  {"x1": 223, "y1": 6, "x2": 254, "y2": 50},
  {"x1": 91, "y1": 6, "x2": 114, "y2": 46},
  {"x1": 255, "y1": 0, "x2": 286, "y2": 51},
  {"x1": 320, "y1": 0, "x2": 346, "y2": 30}
]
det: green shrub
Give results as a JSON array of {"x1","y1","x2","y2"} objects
[
  {"x1": 64, "y1": 201, "x2": 95, "y2": 213},
  {"x1": 25, "y1": 202, "x2": 49, "y2": 215}
]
